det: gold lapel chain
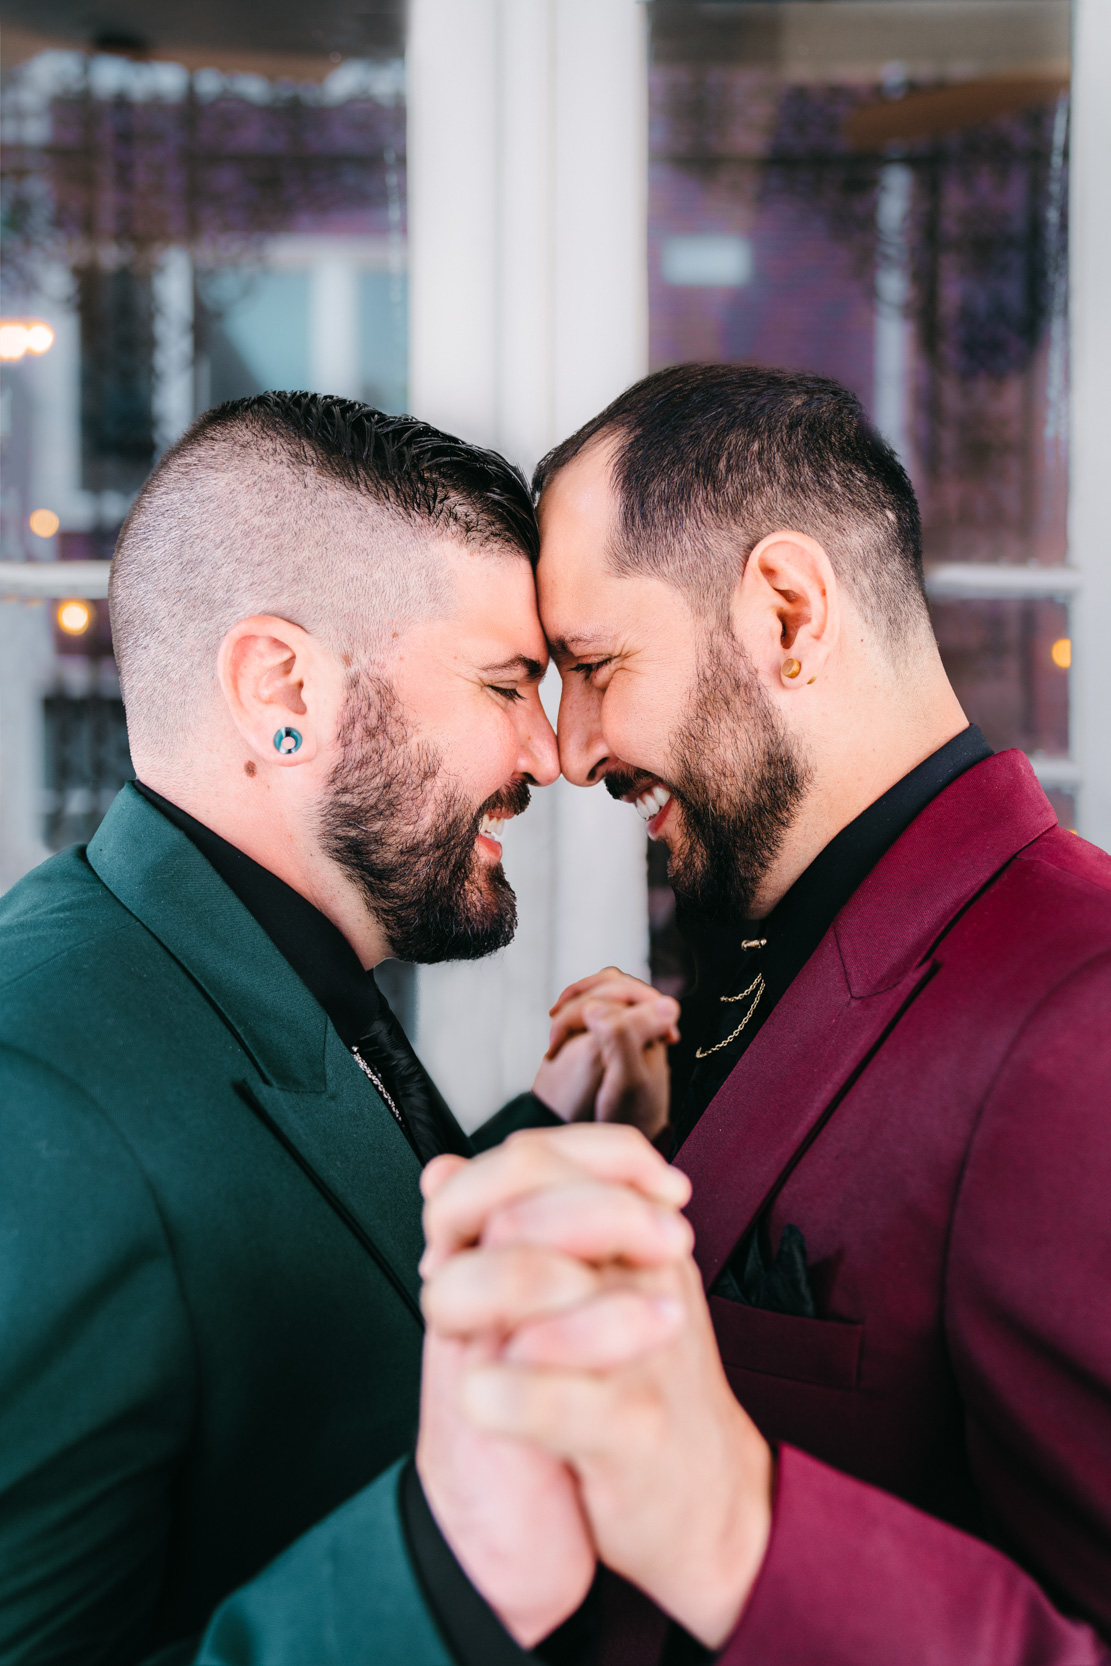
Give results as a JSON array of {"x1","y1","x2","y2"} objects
[
  {"x1": 694, "y1": 938, "x2": 768, "y2": 1059},
  {"x1": 351, "y1": 1046, "x2": 406, "y2": 1129}
]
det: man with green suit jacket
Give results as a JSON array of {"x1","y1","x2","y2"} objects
[{"x1": 0, "y1": 393, "x2": 675, "y2": 1665}]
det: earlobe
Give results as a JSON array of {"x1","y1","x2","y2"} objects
[
  {"x1": 217, "y1": 615, "x2": 322, "y2": 766},
  {"x1": 741, "y1": 531, "x2": 837, "y2": 690}
]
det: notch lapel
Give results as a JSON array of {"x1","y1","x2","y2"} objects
[
  {"x1": 678, "y1": 943, "x2": 935, "y2": 1288},
  {"x1": 87, "y1": 786, "x2": 426, "y2": 1316},
  {"x1": 678, "y1": 750, "x2": 1057, "y2": 1287},
  {"x1": 245, "y1": 1040, "x2": 425, "y2": 1320}
]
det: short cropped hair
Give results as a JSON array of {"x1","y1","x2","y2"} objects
[
  {"x1": 533, "y1": 364, "x2": 929, "y2": 647},
  {"x1": 110, "y1": 392, "x2": 537, "y2": 757}
]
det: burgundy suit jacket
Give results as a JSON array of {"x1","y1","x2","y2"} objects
[{"x1": 608, "y1": 750, "x2": 1111, "y2": 1665}]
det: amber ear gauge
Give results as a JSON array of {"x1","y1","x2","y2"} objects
[{"x1": 782, "y1": 657, "x2": 802, "y2": 679}]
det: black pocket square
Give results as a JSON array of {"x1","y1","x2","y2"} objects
[{"x1": 712, "y1": 1222, "x2": 817, "y2": 1319}]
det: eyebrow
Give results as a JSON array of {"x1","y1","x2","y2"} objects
[
  {"x1": 548, "y1": 633, "x2": 611, "y2": 658},
  {"x1": 480, "y1": 655, "x2": 546, "y2": 680}
]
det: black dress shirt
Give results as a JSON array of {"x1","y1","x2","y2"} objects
[
  {"x1": 670, "y1": 725, "x2": 994, "y2": 1145},
  {"x1": 134, "y1": 782, "x2": 471, "y2": 1164},
  {"x1": 668, "y1": 725, "x2": 993, "y2": 1325}
]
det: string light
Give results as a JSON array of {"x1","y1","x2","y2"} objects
[
  {"x1": 57, "y1": 599, "x2": 93, "y2": 636},
  {"x1": 29, "y1": 508, "x2": 60, "y2": 538},
  {"x1": 0, "y1": 319, "x2": 55, "y2": 362},
  {"x1": 1050, "y1": 638, "x2": 1071, "y2": 670}
]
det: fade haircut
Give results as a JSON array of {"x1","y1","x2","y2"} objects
[
  {"x1": 110, "y1": 392, "x2": 538, "y2": 757},
  {"x1": 533, "y1": 364, "x2": 929, "y2": 650}
]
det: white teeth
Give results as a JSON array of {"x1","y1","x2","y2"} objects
[
  {"x1": 479, "y1": 813, "x2": 508, "y2": 838},
  {"x1": 633, "y1": 785, "x2": 671, "y2": 821}
]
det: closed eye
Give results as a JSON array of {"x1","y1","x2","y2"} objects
[
  {"x1": 572, "y1": 658, "x2": 613, "y2": 682},
  {"x1": 489, "y1": 684, "x2": 525, "y2": 702}
]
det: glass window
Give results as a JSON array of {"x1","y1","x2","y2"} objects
[
  {"x1": 648, "y1": 0, "x2": 1072, "y2": 988},
  {"x1": 0, "y1": 46, "x2": 407, "y2": 881},
  {"x1": 198, "y1": 269, "x2": 312, "y2": 403}
]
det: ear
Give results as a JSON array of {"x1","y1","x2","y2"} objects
[
  {"x1": 217, "y1": 615, "x2": 337, "y2": 768},
  {"x1": 732, "y1": 531, "x2": 839, "y2": 691}
]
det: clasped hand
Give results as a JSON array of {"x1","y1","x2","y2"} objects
[
  {"x1": 530, "y1": 969, "x2": 680, "y2": 1139},
  {"x1": 415, "y1": 1124, "x2": 774, "y2": 1651}
]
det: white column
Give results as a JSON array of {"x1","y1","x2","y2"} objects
[
  {"x1": 309, "y1": 258, "x2": 363, "y2": 400},
  {"x1": 873, "y1": 161, "x2": 912, "y2": 468},
  {"x1": 28, "y1": 265, "x2": 86, "y2": 531},
  {"x1": 407, "y1": 0, "x2": 501, "y2": 446},
  {"x1": 1069, "y1": 0, "x2": 1111, "y2": 852},
  {"x1": 407, "y1": 0, "x2": 650, "y2": 1129},
  {"x1": 152, "y1": 248, "x2": 195, "y2": 453}
]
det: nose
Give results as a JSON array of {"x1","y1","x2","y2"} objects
[
  {"x1": 520, "y1": 690, "x2": 560, "y2": 787},
  {"x1": 555, "y1": 673, "x2": 610, "y2": 788}
]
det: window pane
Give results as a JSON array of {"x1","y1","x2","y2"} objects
[
  {"x1": 649, "y1": 1, "x2": 1070, "y2": 565},
  {"x1": 199, "y1": 270, "x2": 312, "y2": 402},
  {"x1": 1, "y1": 48, "x2": 407, "y2": 867},
  {"x1": 647, "y1": 0, "x2": 1071, "y2": 987},
  {"x1": 931, "y1": 596, "x2": 1069, "y2": 757}
]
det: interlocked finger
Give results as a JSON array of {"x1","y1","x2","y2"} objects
[
  {"x1": 420, "y1": 1123, "x2": 690, "y2": 1276},
  {"x1": 549, "y1": 982, "x2": 679, "y2": 1057},
  {"x1": 462, "y1": 1360, "x2": 632, "y2": 1461},
  {"x1": 502, "y1": 1286, "x2": 685, "y2": 1370},
  {"x1": 422, "y1": 1243, "x2": 600, "y2": 1336},
  {"x1": 480, "y1": 1179, "x2": 693, "y2": 1265}
]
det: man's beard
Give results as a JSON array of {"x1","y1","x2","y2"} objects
[
  {"x1": 608, "y1": 637, "x2": 811, "y2": 924},
  {"x1": 320, "y1": 671, "x2": 528, "y2": 963}
]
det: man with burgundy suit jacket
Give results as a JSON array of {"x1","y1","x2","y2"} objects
[{"x1": 404, "y1": 366, "x2": 1111, "y2": 1665}]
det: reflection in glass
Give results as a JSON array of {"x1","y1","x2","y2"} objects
[
  {"x1": 646, "y1": 1, "x2": 1071, "y2": 990},
  {"x1": 1, "y1": 47, "x2": 407, "y2": 863},
  {"x1": 649, "y1": 1, "x2": 1069, "y2": 567},
  {"x1": 931, "y1": 596, "x2": 1069, "y2": 758}
]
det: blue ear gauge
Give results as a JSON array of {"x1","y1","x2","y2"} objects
[{"x1": 274, "y1": 727, "x2": 303, "y2": 755}]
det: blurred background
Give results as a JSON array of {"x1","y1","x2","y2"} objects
[{"x1": 1, "y1": 0, "x2": 1106, "y2": 1125}]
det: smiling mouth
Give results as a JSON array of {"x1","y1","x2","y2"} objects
[
  {"x1": 478, "y1": 811, "x2": 514, "y2": 841},
  {"x1": 620, "y1": 779, "x2": 673, "y2": 840}
]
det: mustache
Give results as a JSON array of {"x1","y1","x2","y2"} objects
[
  {"x1": 476, "y1": 778, "x2": 532, "y2": 823},
  {"x1": 605, "y1": 768, "x2": 662, "y2": 804}
]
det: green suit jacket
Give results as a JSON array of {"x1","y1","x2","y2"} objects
[{"x1": 0, "y1": 785, "x2": 459, "y2": 1665}]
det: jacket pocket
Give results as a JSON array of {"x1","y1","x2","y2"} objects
[{"x1": 709, "y1": 1295, "x2": 863, "y2": 1391}]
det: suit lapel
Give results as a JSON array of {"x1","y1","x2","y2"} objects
[
  {"x1": 87, "y1": 786, "x2": 425, "y2": 1315},
  {"x1": 244, "y1": 1044, "x2": 424, "y2": 1319},
  {"x1": 679, "y1": 750, "x2": 1057, "y2": 1287},
  {"x1": 678, "y1": 945, "x2": 934, "y2": 1287}
]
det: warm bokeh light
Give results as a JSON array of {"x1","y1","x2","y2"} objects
[
  {"x1": 57, "y1": 599, "x2": 93, "y2": 636},
  {"x1": 0, "y1": 324, "x2": 29, "y2": 361},
  {"x1": 1050, "y1": 637, "x2": 1072, "y2": 670},
  {"x1": 29, "y1": 508, "x2": 60, "y2": 539},
  {"x1": 25, "y1": 322, "x2": 55, "y2": 355},
  {"x1": 0, "y1": 318, "x2": 55, "y2": 361}
]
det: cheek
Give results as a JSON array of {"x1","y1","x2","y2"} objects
[
  {"x1": 458, "y1": 710, "x2": 520, "y2": 798},
  {"x1": 603, "y1": 675, "x2": 682, "y2": 772}
]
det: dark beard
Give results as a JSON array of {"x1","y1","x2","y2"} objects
[
  {"x1": 320, "y1": 671, "x2": 529, "y2": 963},
  {"x1": 609, "y1": 638, "x2": 810, "y2": 924}
]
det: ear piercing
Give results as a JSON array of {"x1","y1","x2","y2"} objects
[
  {"x1": 273, "y1": 727, "x2": 303, "y2": 754},
  {"x1": 782, "y1": 658, "x2": 802, "y2": 679}
]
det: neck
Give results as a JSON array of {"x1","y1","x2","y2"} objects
[
  {"x1": 140, "y1": 764, "x2": 392, "y2": 969},
  {"x1": 749, "y1": 665, "x2": 968, "y2": 918}
]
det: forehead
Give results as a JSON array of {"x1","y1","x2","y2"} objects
[
  {"x1": 535, "y1": 444, "x2": 623, "y2": 634},
  {"x1": 439, "y1": 539, "x2": 546, "y2": 655}
]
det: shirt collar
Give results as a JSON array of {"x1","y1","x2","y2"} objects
[
  {"x1": 133, "y1": 782, "x2": 382, "y2": 1050},
  {"x1": 680, "y1": 725, "x2": 993, "y2": 987},
  {"x1": 757, "y1": 722, "x2": 994, "y2": 950}
]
